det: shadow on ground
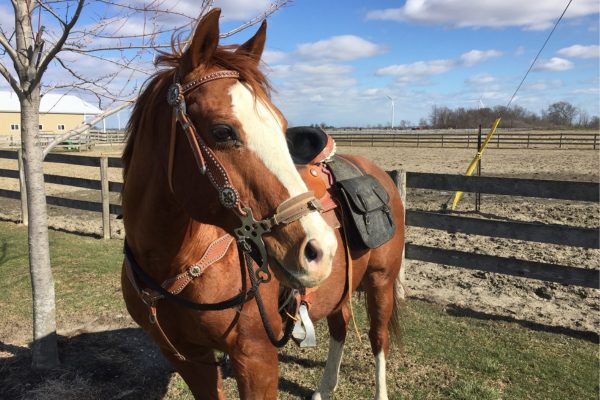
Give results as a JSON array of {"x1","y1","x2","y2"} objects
[
  {"x1": 446, "y1": 304, "x2": 599, "y2": 344},
  {"x1": 0, "y1": 328, "x2": 173, "y2": 400}
]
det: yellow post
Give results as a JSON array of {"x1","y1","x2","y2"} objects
[{"x1": 451, "y1": 117, "x2": 501, "y2": 210}]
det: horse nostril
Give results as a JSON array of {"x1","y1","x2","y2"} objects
[{"x1": 304, "y1": 239, "x2": 322, "y2": 263}]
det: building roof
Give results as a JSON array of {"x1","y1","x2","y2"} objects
[{"x1": 0, "y1": 91, "x2": 102, "y2": 115}]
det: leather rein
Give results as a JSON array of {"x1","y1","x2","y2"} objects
[{"x1": 124, "y1": 70, "x2": 320, "y2": 352}]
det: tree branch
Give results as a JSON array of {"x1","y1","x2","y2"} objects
[
  {"x1": 42, "y1": 98, "x2": 133, "y2": 157},
  {"x1": 0, "y1": 31, "x2": 19, "y2": 63},
  {"x1": 36, "y1": 0, "x2": 67, "y2": 27},
  {"x1": 0, "y1": 61, "x2": 22, "y2": 94},
  {"x1": 36, "y1": 0, "x2": 84, "y2": 78},
  {"x1": 220, "y1": 0, "x2": 291, "y2": 38}
]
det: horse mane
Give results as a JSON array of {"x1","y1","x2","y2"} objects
[{"x1": 122, "y1": 44, "x2": 272, "y2": 183}]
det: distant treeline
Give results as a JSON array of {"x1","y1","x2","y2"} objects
[
  {"x1": 428, "y1": 101, "x2": 598, "y2": 130},
  {"x1": 312, "y1": 101, "x2": 599, "y2": 130}
]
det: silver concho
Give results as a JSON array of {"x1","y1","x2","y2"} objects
[
  {"x1": 219, "y1": 186, "x2": 238, "y2": 208},
  {"x1": 167, "y1": 83, "x2": 182, "y2": 107},
  {"x1": 189, "y1": 265, "x2": 202, "y2": 277}
]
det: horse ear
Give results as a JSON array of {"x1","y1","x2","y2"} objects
[
  {"x1": 235, "y1": 20, "x2": 267, "y2": 64},
  {"x1": 181, "y1": 8, "x2": 221, "y2": 74}
]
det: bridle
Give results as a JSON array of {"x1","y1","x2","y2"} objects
[
  {"x1": 166, "y1": 69, "x2": 323, "y2": 283},
  {"x1": 124, "y1": 69, "x2": 323, "y2": 353}
]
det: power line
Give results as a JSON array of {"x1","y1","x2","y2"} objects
[{"x1": 505, "y1": 0, "x2": 574, "y2": 108}]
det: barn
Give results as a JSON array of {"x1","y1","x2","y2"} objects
[{"x1": 0, "y1": 91, "x2": 102, "y2": 141}]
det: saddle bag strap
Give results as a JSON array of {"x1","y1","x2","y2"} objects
[{"x1": 338, "y1": 205, "x2": 362, "y2": 343}]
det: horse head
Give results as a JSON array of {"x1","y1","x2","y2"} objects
[{"x1": 125, "y1": 9, "x2": 337, "y2": 288}]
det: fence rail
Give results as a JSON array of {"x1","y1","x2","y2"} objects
[
  {"x1": 327, "y1": 130, "x2": 598, "y2": 150},
  {"x1": 401, "y1": 172, "x2": 599, "y2": 289},
  {"x1": 1, "y1": 129, "x2": 597, "y2": 150},
  {"x1": 0, "y1": 150, "x2": 598, "y2": 288},
  {"x1": 0, "y1": 129, "x2": 127, "y2": 150}
]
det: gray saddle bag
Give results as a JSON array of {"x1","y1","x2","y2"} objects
[{"x1": 327, "y1": 156, "x2": 396, "y2": 249}]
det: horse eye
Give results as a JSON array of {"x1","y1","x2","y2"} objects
[{"x1": 212, "y1": 124, "x2": 237, "y2": 142}]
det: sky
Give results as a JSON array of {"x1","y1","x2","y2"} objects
[{"x1": 0, "y1": 0, "x2": 598, "y2": 128}]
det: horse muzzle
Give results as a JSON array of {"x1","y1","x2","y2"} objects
[{"x1": 266, "y1": 215, "x2": 337, "y2": 289}]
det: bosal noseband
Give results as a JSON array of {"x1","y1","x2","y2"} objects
[{"x1": 166, "y1": 70, "x2": 323, "y2": 283}]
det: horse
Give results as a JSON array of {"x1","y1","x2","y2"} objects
[{"x1": 121, "y1": 8, "x2": 405, "y2": 400}]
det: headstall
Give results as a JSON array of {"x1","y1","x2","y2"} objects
[{"x1": 166, "y1": 70, "x2": 323, "y2": 282}]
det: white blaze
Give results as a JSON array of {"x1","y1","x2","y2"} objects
[{"x1": 229, "y1": 82, "x2": 337, "y2": 263}]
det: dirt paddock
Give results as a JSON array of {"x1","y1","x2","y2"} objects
[{"x1": 0, "y1": 144, "x2": 598, "y2": 333}]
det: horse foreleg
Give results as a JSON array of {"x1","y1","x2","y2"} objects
[
  {"x1": 162, "y1": 347, "x2": 225, "y2": 399},
  {"x1": 312, "y1": 306, "x2": 349, "y2": 400},
  {"x1": 229, "y1": 340, "x2": 279, "y2": 400}
]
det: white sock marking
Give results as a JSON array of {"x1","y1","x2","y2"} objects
[
  {"x1": 374, "y1": 351, "x2": 388, "y2": 400},
  {"x1": 312, "y1": 337, "x2": 345, "y2": 400}
]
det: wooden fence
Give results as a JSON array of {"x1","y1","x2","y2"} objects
[
  {"x1": 327, "y1": 130, "x2": 599, "y2": 150},
  {"x1": 0, "y1": 150, "x2": 123, "y2": 239},
  {"x1": 400, "y1": 172, "x2": 599, "y2": 289},
  {"x1": 2, "y1": 129, "x2": 598, "y2": 150},
  {"x1": 0, "y1": 150, "x2": 598, "y2": 288},
  {"x1": 0, "y1": 129, "x2": 126, "y2": 150}
]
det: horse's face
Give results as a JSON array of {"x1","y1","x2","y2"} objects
[{"x1": 169, "y1": 10, "x2": 337, "y2": 288}]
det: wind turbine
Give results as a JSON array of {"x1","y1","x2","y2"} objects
[
  {"x1": 477, "y1": 95, "x2": 485, "y2": 110},
  {"x1": 385, "y1": 95, "x2": 395, "y2": 129},
  {"x1": 467, "y1": 95, "x2": 485, "y2": 110}
]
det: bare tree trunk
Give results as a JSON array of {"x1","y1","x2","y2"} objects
[{"x1": 20, "y1": 88, "x2": 59, "y2": 370}]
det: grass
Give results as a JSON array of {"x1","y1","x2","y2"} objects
[
  {"x1": 0, "y1": 220, "x2": 598, "y2": 399},
  {"x1": 0, "y1": 221, "x2": 125, "y2": 336}
]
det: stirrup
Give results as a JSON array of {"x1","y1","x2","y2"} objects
[{"x1": 292, "y1": 303, "x2": 316, "y2": 348}]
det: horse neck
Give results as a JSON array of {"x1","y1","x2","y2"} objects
[{"x1": 123, "y1": 152, "x2": 225, "y2": 281}]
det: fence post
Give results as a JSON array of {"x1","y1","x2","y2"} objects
[
  {"x1": 17, "y1": 149, "x2": 28, "y2": 225},
  {"x1": 389, "y1": 169, "x2": 407, "y2": 300},
  {"x1": 100, "y1": 156, "x2": 111, "y2": 239},
  {"x1": 559, "y1": 132, "x2": 563, "y2": 149},
  {"x1": 594, "y1": 134, "x2": 598, "y2": 150}
]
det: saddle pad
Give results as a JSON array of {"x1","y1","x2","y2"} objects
[{"x1": 337, "y1": 174, "x2": 396, "y2": 249}]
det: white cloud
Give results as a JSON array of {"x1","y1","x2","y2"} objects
[
  {"x1": 460, "y1": 50, "x2": 502, "y2": 66},
  {"x1": 572, "y1": 87, "x2": 600, "y2": 95},
  {"x1": 557, "y1": 44, "x2": 600, "y2": 59},
  {"x1": 376, "y1": 49, "x2": 502, "y2": 83},
  {"x1": 296, "y1": 35, "x2": 385, "y2": 62},
  {"x1": 271, "y1": 63, "x2": 353, "y2": 78},
  {"x1": 466, "y1": 74, "x2": 496, "y2": 85},
  {"x1": 524, "y1": 79, "x2": 564, "y2": 91},
  {"x1": 212, "y1": 0, "x2": 275, "y2": 22},
  {"x1": 366, "y1": 0, "x2": 599, "y2": 30},
  {"x1": 262, "y1": 49, "x2": 287, "y2": 64},
  {"x1": 376, "y1": 59, "x2": 455, "y2": 81},
  {"x1": 515, "y1": 46, "x2": 525, "y2": 56},
  {"x1": 533, "y1": 57, "x2": 574, "y2": 72}
]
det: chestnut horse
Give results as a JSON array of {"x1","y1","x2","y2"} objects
[{"x1": 121, "y1": 9, "x2": 404, "y2": 400}]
